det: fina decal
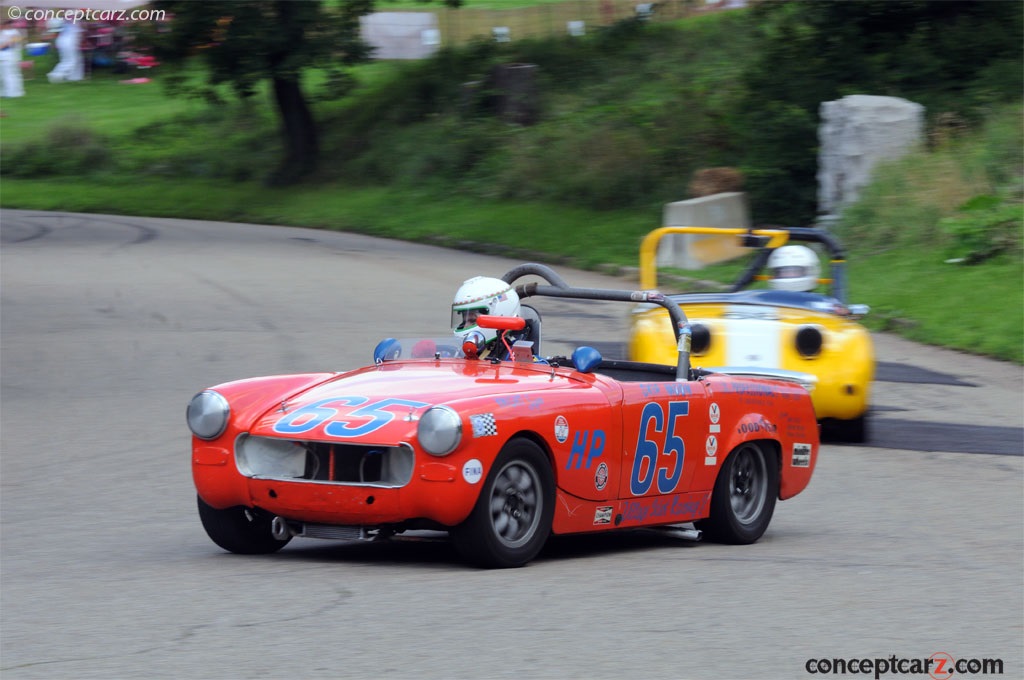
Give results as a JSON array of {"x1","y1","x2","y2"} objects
[
  {"x1": 462, "y1": 459, "x2": 484, "y2": 484},
  {"x1": 594, "y1": 462, "x2": 609, "y2": 491},
  {"x1": 470, "y1": 413, "x2": 497, "y2": 438},
  {"x1": 554, "y1": 415, "x2": 569, "y2": 443},
  {"x1": 792, "y1": 443, "x2": 812, "y2": 468},
  {"x1": 594, "y1": 506, "x2": 613, "y2": 525}
]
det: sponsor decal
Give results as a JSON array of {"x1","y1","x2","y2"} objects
[
  {"x1": 594, "y1": 506, "x2": 613, "y2": 525},
  {"x1": 554, "y1": 415, "x2": 569, "y2": 443},
  {"x1": 705, "y1": 435, "x2": 718, "y2": 465},
  {"x1": 708, "y1": 402, "x2": 721, "y2": 433},
  {"x1": 566, "y1": 429, "x2": 605, "y2": 470},
  {"x1": 470, "y1": 413, "x2": 497, "y2": 438},
  {"x1": 594, "y1": 462, "x2": 609, "y2": 491},
  {"x1": 620, "y1": 493, "x2": 709, "y2": 523},
  {"x1": 723, "y1": 306, "x2": 779, "y2": 321},
  {"x1": 462, "y1": 459, "x2": 483, "y2": 484},
  {"x1": 640, "y1": 382, "x2": 692, "y2": 398},
  {"x1": 494, "y1": 394, "x2": 544, "y2": 411},
  {"x1": 737, "y1": 418, "x2": 777, "y2": 434},
  {"x1": 792, "y1": 442, "x2": 812, "y2": 467}
]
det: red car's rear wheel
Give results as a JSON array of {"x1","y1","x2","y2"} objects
[{"x1": 697, "y1": 441, "x2": 779, "y2": 544}]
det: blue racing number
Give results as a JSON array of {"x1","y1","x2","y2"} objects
[
  {"x1": 273, "y1": 397, "x2": 428, "y2": 438},
  {"x1": 630, "y1": 401, "x2": 689, "y2": 496}
]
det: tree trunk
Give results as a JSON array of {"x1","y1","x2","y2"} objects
[{"x1": 268, "y1": 75, "x2": 319, "y2": 186}]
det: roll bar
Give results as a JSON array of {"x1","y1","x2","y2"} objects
[
  {"x1": 638, "y1": 225, "x2": 850, "y2": 303},
  {"x1": 501, "y1": 263, "x2": 693, "y2": 380}
]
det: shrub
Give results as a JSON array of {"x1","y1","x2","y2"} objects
[
  {"x1": 2, "y1": 119, "x2": 113, "y2": 178},
  {"x1": 940, "y1": 192, "x2": 1024, "y2": 264}
]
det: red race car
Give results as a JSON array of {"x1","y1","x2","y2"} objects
[{"x1": 188, "y1": 264, "x2": 819, "y2": 568}]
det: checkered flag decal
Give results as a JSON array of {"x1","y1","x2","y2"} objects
[{"x1": 470, "y1": 413, "x2": 497, "y2": 438}]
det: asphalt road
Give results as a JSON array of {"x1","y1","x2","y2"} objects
[{"x1": 2, "y1": 210, "x2": 1021, "y2": 680}]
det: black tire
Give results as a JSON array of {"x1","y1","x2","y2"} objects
[
  {"x1": 696, "y1": 441, "x2": 779, "y2": 544},
  {"x1": 824, "y1": 414, "x2": 869, "y2": 444},
  {"x1": 453, "y1": 439, "x2": 555, "y2": 568},
  {"x1": 197, "y1": 495, "x2": 291, "y2": 555}
]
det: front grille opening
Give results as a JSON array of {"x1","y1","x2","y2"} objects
[{"x1": 236, "y1": 435, "x2": 414, "y2": 486}]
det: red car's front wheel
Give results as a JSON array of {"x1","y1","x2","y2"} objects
[
  {"x1": 453, "y1": 439, "x2": 554, "y2": 568},
  {"x1": 197, "y1": 496, "x2": 291, "y2": 555}
]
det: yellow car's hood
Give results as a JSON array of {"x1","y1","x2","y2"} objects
[{"x1": 629, "y1": 291, "x2": 874, "y2": 421}]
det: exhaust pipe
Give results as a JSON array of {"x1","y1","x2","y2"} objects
[{"x1": 271, "y1": 515, "x2": 293, "y2": 541}]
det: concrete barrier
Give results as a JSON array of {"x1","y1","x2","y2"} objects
[{"x1": 658, "y1": 192, "x2": 750, "y2": 269}]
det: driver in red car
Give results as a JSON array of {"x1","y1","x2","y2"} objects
[{"x1": 451, "y1": 276, "x2": 524, "y2": 359}]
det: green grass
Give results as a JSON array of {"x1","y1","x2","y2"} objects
[
  {"x1": 0, "y1": 176, "x2": 653, "y2": 269},
  {"x1": 0, "y1": 55, "x2": 208, "y2": 139}
]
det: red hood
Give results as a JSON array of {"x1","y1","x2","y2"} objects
[{"x1": 246, "y1": 360, "x2": 590, "y2": 443}]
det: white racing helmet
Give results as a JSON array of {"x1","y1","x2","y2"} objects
[
  {"x1": 451, "y1": 276, "x2": 521, "y2": 343},
  {"x1": 767, "y1": 245, "x2": 821, "y2": 292}
]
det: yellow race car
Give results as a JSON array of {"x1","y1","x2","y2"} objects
[{"x1": 629, "y1": 226, "x2": 874, "y2": 442}]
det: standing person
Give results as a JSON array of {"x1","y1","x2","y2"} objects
[
  {"x1": 47, "y1": 20, "x2": 83, "y2": 83},
  {"x1": 0, "y1": 17, "x2": 25, "y2": 98}
]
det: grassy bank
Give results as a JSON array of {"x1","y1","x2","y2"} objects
[{"x1": 4, "y1": 163, "x2": 1020, "y2": 364}]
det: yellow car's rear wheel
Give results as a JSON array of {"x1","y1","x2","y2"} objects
[{"x1": 822, "y1": 414, "x2": 868, "y2": 443}]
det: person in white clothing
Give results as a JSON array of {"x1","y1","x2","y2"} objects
[
  {"x1": 0, "y1": 18, "x2": 25, "y2": 98},
  {"x1": 47, "y1": 20, "x2": 83, "y2": 83}
]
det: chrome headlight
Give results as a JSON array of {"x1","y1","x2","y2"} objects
[
  {"x1": 187, "y1": 390, "x2": 230, "y2": 440},
  {"x1": 417, "y1": 406, "x2": 462, "y2": 456}
]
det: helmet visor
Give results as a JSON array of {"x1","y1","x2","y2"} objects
[
  {"x1": 772, "y1": 265, "x2": 808, "y2": 279},
  {"x1": 452, "y1": 306, "x2": 487, "y2": 332}
]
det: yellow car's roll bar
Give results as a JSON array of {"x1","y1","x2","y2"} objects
[{"x1": 638, "y1": 226, "x2": 791, "y2": 290}]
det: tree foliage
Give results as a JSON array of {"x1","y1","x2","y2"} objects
[
  {"x1": 734, "y1": 0, "x2": 1023, "y2": 224},
  {"x1": 149, "y1": 1, "x2": 457, "y2": 184}
]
